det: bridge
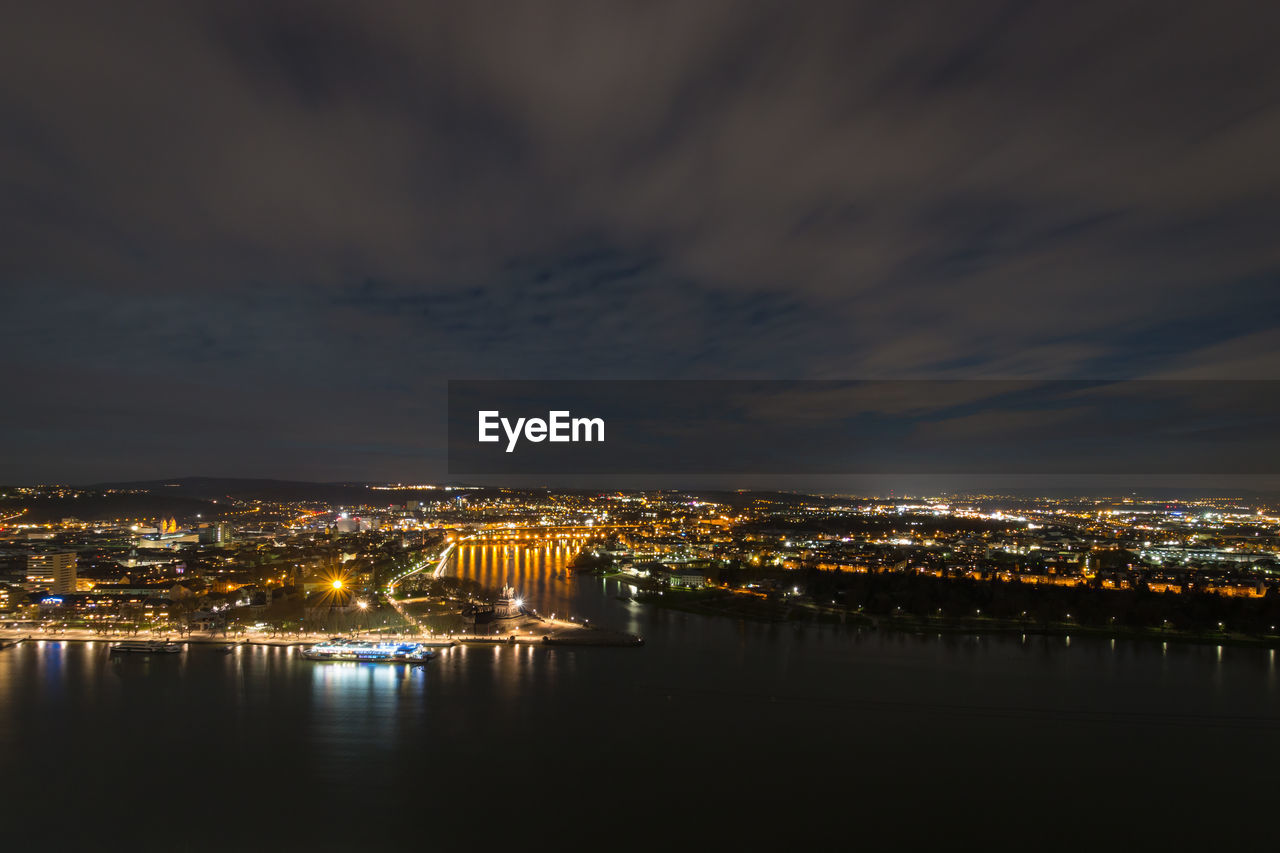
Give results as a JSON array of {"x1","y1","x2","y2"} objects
[{"x1": 455, "y1": 524, "x2": 641, "y2": 544}]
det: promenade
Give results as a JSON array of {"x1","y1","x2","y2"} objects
[{"x1": 0, "y1": 620, "x2": 642, "y2": 649}]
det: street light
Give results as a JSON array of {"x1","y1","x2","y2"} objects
[{"x1": 355, "y1": 599, "x2": 369, "y2": 636}]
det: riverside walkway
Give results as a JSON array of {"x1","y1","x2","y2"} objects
[{"x1": 0, "y1": 622, "x2": 642, "y2": 649}]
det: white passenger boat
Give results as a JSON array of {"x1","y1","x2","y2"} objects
[
  {"x1": 109, "y1": 640, "x2": 183, "y2": 654},
  {"x1": 300, "y1": 640, "x2": 434, "y2": 663}
]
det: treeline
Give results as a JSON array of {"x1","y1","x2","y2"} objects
[
  {"x1": 737, "y1": 512, "x2": 1019, "y2": 537},
  {"x1": 799, "y1": 568, "x2": 1280, "y2": 635}
]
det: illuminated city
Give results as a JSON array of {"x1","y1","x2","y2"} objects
[
  {"x1": 6, "y1": 483, "x2": 1280, "y2": 644},
  {"x1": 4, "y1": 2, "x2": 1280, "y2": 850}
]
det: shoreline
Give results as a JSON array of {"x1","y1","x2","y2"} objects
[
  {"x1": 627, "y1": 588, "x2": 1280, "y2": 650},
  {"x1": 879, "y1": 618, "x2": 1280, "y2": 650},
  {"x1": 0, "y1": 625, "x2": 644, "y2": 649}
]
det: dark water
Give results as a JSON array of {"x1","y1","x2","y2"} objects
[{"x1": 3, "y1": 546, "x2": 1280, "y2": 851}]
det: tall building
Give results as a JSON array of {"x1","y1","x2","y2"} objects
[
  {"x1": 27, "y1": 552, "x2": 77, "y2": 593},
  {"x1": 198, "y1": 522, "x2": 233, "y2": 545},
  {"x1": 335, "y1": 516, "x2": 365, "y2": 534}
]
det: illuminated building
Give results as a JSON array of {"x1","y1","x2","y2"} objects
[
  {"x1": 669, "y1": 567, "x2": 708, "y2": 588},
  {"x1": 27, "y1": 552, "x2": 77, "y2": 593},
  {"x1": 198, "y1": 522, "x2": 233, "y2": 545},
  {"x1": 334, "y1": 516, "x2": 364, "y2": 534},
  {"x1": 136, "y1": 530, "x2": 199, "y2": 549},
  {"x1": 36, "y1": 593, "x2": 172, "y2": 622}
]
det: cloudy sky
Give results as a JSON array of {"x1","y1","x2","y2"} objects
[{"x1": 3, "y1": 1, "x2": 1278, "y2": 483}]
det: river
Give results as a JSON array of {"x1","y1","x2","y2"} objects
[{"x1": 2, "y1": 544, "x2": 1279, "y2": 850}]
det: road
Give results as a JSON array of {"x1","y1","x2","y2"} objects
[{"x1": 386, "y1": 542, "x2": 455, "y2": 631}]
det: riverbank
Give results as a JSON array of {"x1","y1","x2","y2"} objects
[
  {"x1": 879, "y1": 616, "x2": 1280, "y2": 650},
  {"x1": 0, "y1": 621, "x2": 644, "y2": 650},
  {"x1": 632, "y1": 588, "x2": 854, "y2": 623},
  {"x1": 629, "y1": 587, "x2": 1280, "y2": 649}
]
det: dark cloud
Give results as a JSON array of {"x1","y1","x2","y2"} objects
[{"x1": 2, "y1": 0, "x2": 1279, "y2": 482}]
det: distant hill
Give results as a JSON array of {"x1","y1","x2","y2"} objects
[
  {"x1": 92, "y1": 477, "x2": 361, "y2": 502},
  {"x1": 88, "y1": 477, "x2": 484, "y2": 506},
  {"x1": 2, "y1": 493, "x2": 230, "y2": 524}
]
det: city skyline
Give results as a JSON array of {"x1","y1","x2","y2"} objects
[{"x1": 5, "y1": 5, "x2": 1280, "y2": 850}]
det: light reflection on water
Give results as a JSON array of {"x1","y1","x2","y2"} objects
[
  {"x1": 449, "y1": 544, "x2": 651, "y2": 638},
  {"x1": 452, "y1": 542, "x2": 580, "y2": 618},
  {"x1": 4, "y1": 562, "x2": 1280, "y2": 848}
]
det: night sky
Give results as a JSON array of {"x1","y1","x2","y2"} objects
[{"x1": 3, "y1": 2, "x2": 1279, "y2": 484}]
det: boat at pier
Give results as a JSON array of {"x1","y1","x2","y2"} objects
[
  {"x1": 300, "y1": 640, "x2": 435, "y2": 663},
  {"x1": 109, "y1": 640, "x2": 183, "y2": 654}
]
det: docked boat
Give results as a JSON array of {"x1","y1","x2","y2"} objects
[
  {"x1": 300, "y1": 640, "x2": 435, "y2": 663},
  {"x1": 109, "y1": 640, "x2": 183, "y2": 654}
]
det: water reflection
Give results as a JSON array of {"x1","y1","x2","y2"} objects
[
  {"x1": 1, "y1": 609, "x2": 1280, "y2": 849},
  {"x1": 454, "y1": 543, "x2": 581, "y2": 619}
]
